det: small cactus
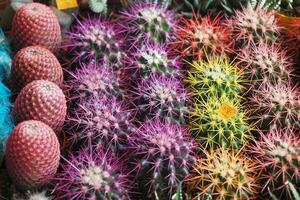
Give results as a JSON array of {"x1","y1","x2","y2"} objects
[
  {"x1": 249, "y1": 83, "x2": 300, "y2": 131},
  {"x1": 131, "y1": 120, "x2": 195, "y2": 199},
  {"x1": 190, "y1": 95, "x2": 252, "y2": 149},
  {"x1": 133, "y1": 74, "x2": 189, "y2": 125},
  {"x1": 173, "y1": 14, "x2": 234, "y2": 60},
  {"x1": 248, "y1": 129, "x2": 300, "y2": 199},
  {"x1": 53, "y1": 147, "x2": 130, "y2": 200},
  {"x1": 186, "y1": 147, "x2": 259, "y2": 199},
  {"x1": 119, "y1": 2, "x2": 177, "y2": 45},
  {"x1": 88, "y1": 0, "x2": 107, "y2": 14},
  {"x1": 186, "y1": 57, "x2": 244, "y2": 100}
]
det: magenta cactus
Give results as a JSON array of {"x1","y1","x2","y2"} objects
[
  {"x1": 133, "y1": 74, "x2": 189, "y2": 125},
  {"x1": 69, "y1": 96, "x2": 133, "y2": 153},
  {"x1": 131, "y1": 120, "x2": 195, "y2": 199},
  {"x1": 249, "y1": 129, "x2": 300, "y2": 199},
  {"x1": 126, "y1": 42, "x2": 182, "y2": 79},
  {"x1": 53, "y1": 147, "x2": 130, "y2": 200},
  {"x1": 249, "y1": 83, "x2": 300, "y2": 131},
  {"x1": 66, "y1": 62, "x2": 124, "y2": 102},
  {"x1": 65, "y1": 17, "x2": 125, "y2": 71},
  {"x1": 119, "y1": 2, "x2": 177, "y2": 45}
]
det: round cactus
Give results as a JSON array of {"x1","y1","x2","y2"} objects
[
  {"x1": 190, "y1": 95, "x2": 251, "y2": 149},
  {"x1": 131, "y1": 120, "x2": 195, "y2": 199},
  {"x1": 249, "y1": 129, "x2": 300, "y2": 199},
  {"x1": 53, "y1": 147, "x2": 130, "y2": 200},
  {"x1": 186, "y1": 56, "x2": 244, "y2": 100},
  {"x1": 12, "y1": 3, "x2": 61, "y2": 53},
  {"x1": 229, "y1": 6, "x2": 279, "y2": 46},
  {"x1": 66, "y1": 62, "x2": 124, "y2": 102},
  {"x1": 11, "y1": 46, "x2": 63, "y2": 92},
  {"x1": 69, "y1": 96, "x2": 133, "y2": 153},
  {"x1": 126, "y1": 42, "x2": 182, "y2": 80},
  {"x1": 133, "y1": 74, "x2": 189, "y2": 125},
  {"x1": 186, "y1": 147, "x2": 259, "y2": 199},
  {"x1": 174, "y1": 14, "x2": 234, "y2": 60},
  {"x1": 66, "y1": 17, "x2": 125, "y2": 71},
  {"x1": 249, "y1": 83, "x2": 300, "y2": 131},
  {"x1": 238, "y1": 43, "x2": 293, "y2": 88},
  {"x1": 88, "y1": 0, "x2": 107, "y2": 13},
  {"x1": 119, "y1": 2, "x2": 177, "y2": 44},
  {"x1": 5, "y1": 120, "x2": 60, "y2": 190},
  {"x1": 12, "y1": 80, "x2": 67, "y2": 133}
]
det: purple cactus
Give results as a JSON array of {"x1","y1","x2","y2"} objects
[
  {"x1": 131, "y1": 120, "x2": 195, "y2": 199},
  {"x1": 53, "y1": 147, "x2": 130, "y2": 200},
  {"x1": 119, "y1": 2, "x2": 177, "y2": 45},
  {"x1": 65, "y1": 16, "x2": 125, "y2": 71},
  {"x1": 132, "y1": 74, "x2": 189, "y2": 125}
]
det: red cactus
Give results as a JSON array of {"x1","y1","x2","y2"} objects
[
  {"x1": 6, "y1": 120, "x2": 60, "y2": 190},
  {"x1": 11, "y1": 46, "x2": 63, "y2": 92}
]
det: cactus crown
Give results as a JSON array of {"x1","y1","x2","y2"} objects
[{"x1": 186, "y1": 147, "x2": 259, "y2": 199}]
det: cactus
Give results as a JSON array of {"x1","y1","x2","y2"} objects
[
  {"x1": 126, "y1": 42, "x2": 182, "y2": 80},
  {"x1": 69, "y1": 96, "x2": 133, "y2": 153},
  {"x1": 11, "y1": 46, "x2": 63, "y2": 92},
  {"x1": 119, "y1": 2, "x2": 177, "y2": 45},
  {"x1": 133, "y1": 74, "x2": 189, "y2": 125},
  {"x1": 12, "y1": 3, "x2": 61, "y2": 53},
  {"x1": 186, "y1": 57, "x2": 244, "y2": 100},
  {"x1": 173, "y1": 14, "x2": 234, "y2": 61},
  {"x1": 53, "y1": 147, "x2": 130, "y2": 200},
  {"x1": 131, "y1": 120, "x2": 195, "y2": 199},
  {"x1": 66, "y1": 62, "x2": 124, "y2": 102},
  {"x1": 12, "y1": 80, "x2": 67, "y2": 133},
  {"x1": 12, "y1": 190, "x2": 53, "y2": 200},
  {"x1": 261, "y1": 0, "x2": 300, "y2": 16},
  {"x1": 88, "y1": 0, "x2": 107, "y2": 14},
  {"x1": 229, "y1": 6, "x2": 279, "y2": 46},
  {"x1": 186, "y1": 147, "x2": 259, "y2": 199},
  {"x1": 238, "y1": 43, "x2": 293, "y2": 88},
  {"x1": 6, "y1": 120, "x2": 60, "y2": 190},
  {"x1": 66, "y1": 17, "x2": 125, "y2": 71},
  {"x1": 249, "y1": 83, "x2": 300, "y2": 131},
  {"x1": 249, "y1": 129, "x2": 300, "y2": 199},
  {"x1": 190, "y1": 95, "x2": 252, "y2": 149}
]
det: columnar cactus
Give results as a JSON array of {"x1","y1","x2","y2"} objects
[
  {"x1": 249, "y1": 83, "x2": 300, "y2": 131},
  {"x1": 133, "y1": 74, "x2": 189, "y2": 125},
  {"x1": 6, "y1": 120, "x2": 60, "y2": 190},
  {"x1": 174, "y1": 14, "x2": 234, "y2": 60},
  {"x1": 186, "y1": 57, "x2": 244, "y2": 100},
  {"x1": 53, "y1": 148, "x2": 130, "y2": 200},
  {"x1": 12, "y1": 3, "x2": 61, "y2": 53},
  {"x1": 119, "y1": 2, "x2": 177, "y2": 44},
  {"x1": 249, "y1": 129, "x2": 300, "y2": 199},
  {"x1": 66, "y1": 17, "x2": 125, "y2": 70},
  {"x1": 190, "y1": 95, "x2": 251, "y2": 149},
  {"x1": 131, "y1": 120, "x2": 195, "y2": 199}
]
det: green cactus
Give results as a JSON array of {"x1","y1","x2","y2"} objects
[{"x1": 88, "y1": 0, "x2": 107, "y2": 14}]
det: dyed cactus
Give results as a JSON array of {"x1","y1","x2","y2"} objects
[
  {"x1": 13, "y1": 80, "x2": 67, "y2": 132},
  {"x1": 11, "y1": 46, "x2": 63, "y2": 92},
  {"x1": 229, "y1": 6, "x2": 279, "y2": 46},
  {"x1": 174, "y1": 14, "x2": 234, "y2": 60},
  {"x1": 88, "y1": 0, "x2": 107, "y2": 13},
  {"x1": 186, "y1": 57, "x2": 244, "y2": 100},
  {"x1": 12, "y1": 3, "x2": 61, "y2": 53},
  {"x1": 190, "y1": 95, "x2": 251, "y2": 149},
  {"x1": 250, "y1": 83, "x2": 300, "y2": 131},
  {"x1": 0, "y1": 27, "x2": 11, "y2": 81},
  {"x1": 69, "y1": 96, "x2": 133, "y2": 152},
  {"x1": 249, "y1": 129, "x2": 300, "y2": 199},
  {"x1": 66, "y1": 62, "x2": 124, "y2": 102},
  {"x1": 119, "y1": 2, "x2": 177, "y2": 44},
  {"x1": 126, "y1": 42, "x2": 181, "y2": 79},
  {"x1": 238, "y1": 43, "x2": 292, "y2": 88},
  {"x1": 6, "y1": 120, "x2": 60, "y2": 190},
  {"x1": 66, "y1": 17, "x2": 125, "y2": 71},
  {"x1": 132, "y1": 120, "x2": 195, "y2": 199},
  {"x1": 53, "y1": 148, "x2": 130, "y2": 200},
  {"x1": 186, "y1": 147, "x2": 259, "y2": 199},
  {"x1": 133, "y1": 74, "x2": 189, "y2": 125}
]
